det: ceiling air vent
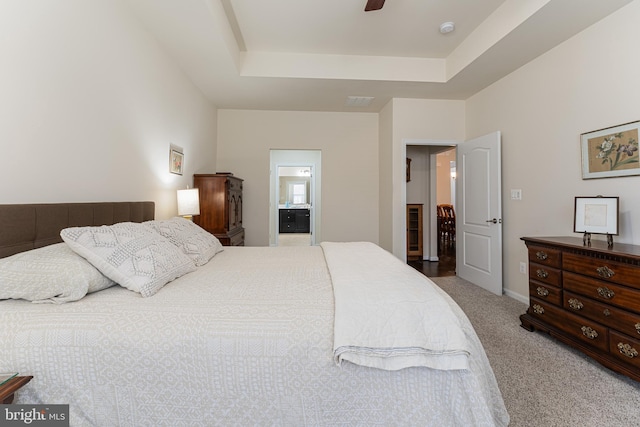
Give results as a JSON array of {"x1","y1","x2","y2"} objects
[{"x1": 345, "y1": 96, "x2": 375, "y2": 107}]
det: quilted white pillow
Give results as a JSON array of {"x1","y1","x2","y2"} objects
[
  {"x1": 61, "y1": 222, "x2": 196, "y2": 297},
  {"x1": 0, "y1": 243, "x2": 115, "y2": 304},
  {"x1": 144, "y1": 217, "x2": 223, "y2": 266}
]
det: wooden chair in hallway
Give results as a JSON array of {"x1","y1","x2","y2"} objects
[{"x1": 437, "y1": 204, "x2": 456, "y2": 244}]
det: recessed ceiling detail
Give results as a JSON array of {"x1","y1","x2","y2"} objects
[{"x1": 124, "y1": 0, "x2": 635, "y2": 112}]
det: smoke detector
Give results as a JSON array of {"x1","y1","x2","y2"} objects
[{"x1": 439, "y1": 21, "x2": 455, "y2": 34}]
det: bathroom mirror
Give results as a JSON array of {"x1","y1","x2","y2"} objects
[{"x1": 278, "y1": 167, "x2": 310, "y2": 206}]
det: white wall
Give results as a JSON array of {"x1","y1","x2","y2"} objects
[
  {"x1": 0, "y1": 0, "x2": 217, "y2": 219},
  {"x1": 217, "y1": 109, "x2": 379, "y2": 246},
  {"x1": 436, "y1": 149, "x2": 455, "y2": 205},
  {"x1": 466, "y1": 0, "x2": 640, "y2": 301},
  {"x1": 378, "y1": 101, "x2": 395, "y2": 252}
]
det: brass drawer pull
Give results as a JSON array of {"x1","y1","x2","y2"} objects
[
  {"x1": 536, "y1": 287, "x2": 549, "y2": 297},
  {"x1": 568, "y1": 298, "x2": 583, "y2": 310},
  {"x1": 596, "y1": 265, "x2": 615, "y2": 279},
  {"x1": 581, "y1": 326, "x2": 598, "y2": 340},
  {"x1": 532, "y1": 304, "x2": 544, "y2": 315},
  {"x1": 597, "y1": 287, "x2": 615, "y2": 299},
  {"x1": 535, "y1": 251, "x2": 548, "y2": 261},
  {"x1": 617, "y1": 343, "x2": 639, "y2": 359},
  {"x1": 635, "y1": 323, "x2": 640, "y2": 335},
  {"x1": 536, "y1": 269, "x2": 549, "y2": 279},
  {"x1": 603, "y1": 309, "x2": 611, "y2": 317}
]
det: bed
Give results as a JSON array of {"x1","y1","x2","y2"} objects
[{"x1": 0, "y1": 202, "x2": 509, "y2": 426}]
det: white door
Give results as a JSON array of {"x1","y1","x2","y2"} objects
[{"x1": 456, "y1": 131, "x2": 503, "y2": 295}]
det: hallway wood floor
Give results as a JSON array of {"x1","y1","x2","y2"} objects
[{"x1": 408, "y1": 240, "x2": 456, "y2": 277}]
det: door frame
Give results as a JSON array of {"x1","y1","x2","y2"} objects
[{"x1": 269, "y1": 150, "x2": 321, "y2": 246}]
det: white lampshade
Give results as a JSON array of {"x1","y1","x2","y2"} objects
[{"x1": 177, "y1": 188, "x2": 200, "y2": 217}]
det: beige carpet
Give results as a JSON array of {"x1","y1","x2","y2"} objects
[{"x1": 430, "y1": 276, "x2": 640, "y2": 427}]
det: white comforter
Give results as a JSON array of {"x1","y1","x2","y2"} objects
[
  {"x1": 323, "y1": 242, "x2": 470, "y2": 371},
  {"x1": 0, "y1": 246, "x2": 509, "y2": 427}
]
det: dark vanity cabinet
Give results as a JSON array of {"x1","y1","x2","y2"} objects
[{"x1": 279, "y1": 209, "x2": 310, "y2": 233}]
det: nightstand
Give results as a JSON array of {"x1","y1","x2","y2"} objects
[{"x1": 0, "y1": 376, "x2": 33, "y2": 404}]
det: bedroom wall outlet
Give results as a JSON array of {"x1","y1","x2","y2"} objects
[
  {"x1": 511, "y1": 189, "x2": 522, "y2": 200},
  {"x1": 519, "y1": 262, "x2": 527, "y2": 274}
]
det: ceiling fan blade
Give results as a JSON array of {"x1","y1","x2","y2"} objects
[{"x1": 365, "y1": 0, "x2": 385, "y2": 12}]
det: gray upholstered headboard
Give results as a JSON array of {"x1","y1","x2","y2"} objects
[{"x1": 0, "y1": 202, "x2": 155, "y2": 258}]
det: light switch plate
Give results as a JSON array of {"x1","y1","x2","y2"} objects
[{"x1": 511, "y1": 189, "x2": 522, "y2": 200}]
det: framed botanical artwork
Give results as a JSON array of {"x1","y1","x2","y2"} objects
[
  {"x1": 169, "y1": 145, "x2": 184, "y2": 175},
  {"x1": 574, "y1": 196, "x2": 619, "y2": 236},
  {"x1": 580, "y1": 121, "x2": 640, "y2": 179}
]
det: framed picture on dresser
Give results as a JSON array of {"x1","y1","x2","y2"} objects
[{"x1": 573, "y1": 196, "x2": 619, "y2": 235}]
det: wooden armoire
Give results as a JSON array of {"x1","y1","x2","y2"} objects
[{"x1": 193, "y1": 173, "x2": 244, "y2": 246}]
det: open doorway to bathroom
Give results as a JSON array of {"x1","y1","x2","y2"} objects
[
  {"x1": 277, "y1": 166, "x2": 312, "y2": 246},
  {"x1": 269, "y1": 150, "x2": 322, "y2": 247}
]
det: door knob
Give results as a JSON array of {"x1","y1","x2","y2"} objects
[{"x1": 486, "y1": 218, "x2": 498, "y2": 224}]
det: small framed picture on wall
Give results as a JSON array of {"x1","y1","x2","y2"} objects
[{"x1": 170, "y1": 145, "x2": 184, "y2": 175}]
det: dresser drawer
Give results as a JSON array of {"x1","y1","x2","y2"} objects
[
  {"x1": 609, "y1": 331, "x2": 640, "y2": 369},
  {"x1": 529, "y1": 280, "x2": 562, "y2": 306},
  {"x1": 529, "y1": 262, "x2": 561, "y2": 287},
  {"x1": 564, "y1": 291, "x2": 640, "y2": 338},
  {"x1": 529, "y1": 297, "x2": 609, "y2": 351},
  {"x1": 563, "y1": 252, "x2": 640, "y2": 290},
  {"x1": 563, "y1": 271, "x2": 640, "y2": 314},
  {"x1": 527, "y1": 245, "x2": 561, "y2": 268}
]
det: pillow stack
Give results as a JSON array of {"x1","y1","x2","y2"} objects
[
  {"x1": 59, "y1": 218, "x2": 223, "y2": 298},
  {"x1": 0, "y1": 217, "x2": 225, "y2": 303}
]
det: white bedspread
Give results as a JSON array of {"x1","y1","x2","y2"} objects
[
  {"x1": 1, "y1": 246, "x2": 509, "y2": 427},
  {"x1": 322, "y1": 241, "x2": 470, "y2": 371}
]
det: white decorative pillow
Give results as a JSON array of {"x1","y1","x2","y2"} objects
[
  {"x1": 0, "y1": 243, "x2": 115, "y2": 304},
  {"x1": 144, "y1": 217, "x2": 223, "y2": 266},
  {"x1": 61, "y1": 222, "x2": 196, "y2": 297}
]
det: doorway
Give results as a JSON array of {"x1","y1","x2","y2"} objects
[
  {"x1": 277, "y1": 166, "x2": 312, "y2": 246},
  {"x1": 405, "y1": 144, "x2": 457, "y2": 277},
  {"x1": 269, "y1": 150, "x2": 322, "y2": 247}
]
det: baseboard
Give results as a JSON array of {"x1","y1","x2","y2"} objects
[
  {"x1": 504, "y1": 289, "x2": 528, "y2": 305},
  {"x1": 427, "y1": 256, "x2": 438, "y2": 261}
]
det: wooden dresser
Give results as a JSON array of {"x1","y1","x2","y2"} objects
[
  {"x1": 193, "y1": 173, "x2": 244, "y2": 246},
  {"x1": 521, "y1": 236, "x2": 640, "y2": 382}
]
